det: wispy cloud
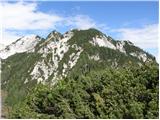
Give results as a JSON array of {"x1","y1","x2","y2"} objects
[
  {"x1": 66, "y1": 15, "x2": 96, "y2": 30},
  {"x1": 65, "y1": 15, "x2": 109, "y2": 31},
  {"x1": 114, "y1": 24, "x2": 158, "y2": 50}
]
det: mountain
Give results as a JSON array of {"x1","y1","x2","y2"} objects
[
  {"x1": 1, "y1": 28, "x2": 158, "y2": 118},
  {"x1": 0, "y1": 35, "x2": 43, "y2": 59}
]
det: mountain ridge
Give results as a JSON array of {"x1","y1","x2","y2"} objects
[
  {"x1": 1, "y1": 28, "x2": 156, "y2": 86},
  {"x1": 0, "y1": 28, "x2": 155, "y2": 60},
  {"x1": 1, "y1": 28, "x2": 157, "y2": 110}
]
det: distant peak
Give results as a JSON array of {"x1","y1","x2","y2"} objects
[
  {"x1": 21, "y1": 35, "x2": 40, "y2": 40},
  {"x1": 49, "y1": 30, "x2": 61, "y2": 35},
  {"x1": 69, "y1": 28, "x2": 99, "y2": 31},
  {"x1": 123, "y1": 40, "x2": 134, "y2": 45},
  {"x1": 47, "y1": 30, "x2": 62, "y2": 40},
  {"x1": 68, "y1": 28, "x2": 103, "y2": 35}
]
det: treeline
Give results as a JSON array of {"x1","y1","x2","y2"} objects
[{"x1": 10, "y1": 63, "x2": 159, "y2": 119}]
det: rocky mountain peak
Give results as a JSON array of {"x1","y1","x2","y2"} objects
[
  {"x1": 0, "y1": 34, "x2": 42, "y2": 59},
  {"x1": 46, "y1": 30, "x2": 62, "y2": 41}
]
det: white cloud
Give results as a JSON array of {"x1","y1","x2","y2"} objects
[
  {"x1": 1, "y1": 1, "x2": 64, "y2": 46},
  {"x1": 1, "y1": 2, "x2": 106, "y2": 46},
  {"x1": 66, "y1": 15, "x2": 96, "y2": 30},
  {"x1": 1, "y1": 2, "x2": 63, "y2": 30},
  {"x1": 65, "y1": 15, "x2": 109, "y2": 31},
  {"x1": 115, "y1": 24, "x2": 158, "y2": 50}
]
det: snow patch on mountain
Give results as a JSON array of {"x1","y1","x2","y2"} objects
[
  {"x1": 68, "y1": 48, "x2": 83, "y2": 69},
  {"x1": 116, "y1": 41, "x2": 126, "y2": 53},
  {"x1": 89, "y1": 54, "x2": 100, "y2": 61},
  {"x1": 130, "y1": 52, "x2": 137, "y2": 57},
  {"x1": 62, "y1": 63, "x2": 68, "y2": 77},
  {"x1": 139, "y1": 53, "x2": 147, "y2": 62},
  {"x1": 90, "y1": 35, "x2": 116, "y2": 50},
  {"x1": 112, "y1": 59, "x2": 118, "y2": 67},
  {"x1": 30, "y1": 60, "x2": 55, "y2": 84},
  {"x1": 62, "y1": 45, "x2": 83, "y2": 77},
  {"x1": 90, "y1": 36, "x2": 127, "y2": 54},
  {"x1": 24, "y1": 79, "x2": 28, "y2": 84},
  {"x1": 130, "y1": 52, "x2": 147, "y2": 62},
  {"x1": 0, "y1": 35, "x2": 41, "y2": 59}
]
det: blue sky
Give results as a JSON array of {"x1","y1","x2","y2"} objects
[
  {"x1": 38, "y1": 1, "x2": 158, "y2": 27},
  {"x1": 36, "y1": 1, "x2": 158, "y2": 33},
  {"x1": 1, "y1": 1, "x2": 158, "y2": 59}
]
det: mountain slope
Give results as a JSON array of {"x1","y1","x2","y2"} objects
[
  {"x1": 1, "y1": 28, "x2": 157, "y2": 117},
  {"x1": 0, "y1": 35, "x2": 43, "y2": 59}
]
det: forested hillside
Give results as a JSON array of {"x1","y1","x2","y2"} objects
[{"x1": 10, "y1": 62, "x2": 159, "y2": 119}]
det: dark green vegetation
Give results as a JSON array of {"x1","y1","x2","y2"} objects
[
  {"x1": 1, "y1": 53, "x2": 43, "y2": 107},
  {"x1": 10, "y1": 63, "x2": 159, "y2": 119}
]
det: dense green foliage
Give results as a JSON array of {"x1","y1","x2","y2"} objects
[
  {"x1": 10, "y1": 63, "x2": 159, "y2": 119},
  {"x1": 1, "y1": 52, "x2": 42, "y2": 106}
]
